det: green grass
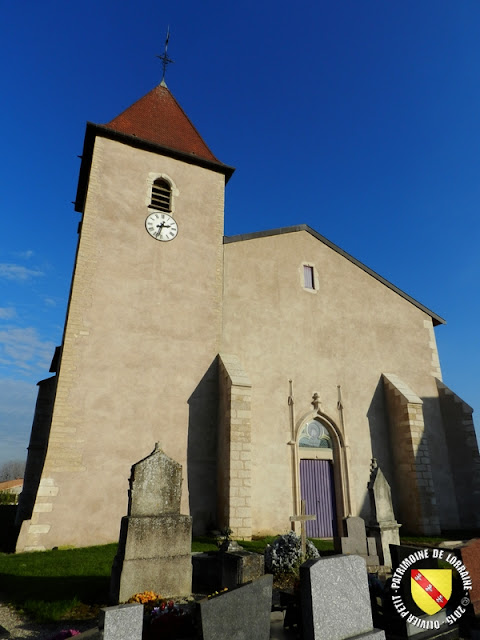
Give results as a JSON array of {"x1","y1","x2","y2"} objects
[
  {"x1": 0, "y1": 535, "x2": 334, "y2": 621},
  {"x1": 236, "y1": 536, "x2": 278, "y2": 553},
  {"x1": 237, "y1": 536, "x2": 335, "y2": 553},
  {"x1": 0, "y1": 533, "x2": 464, "y2": 622},
  {"x1": 310, "y1": 538, "x2": 336, "y2": 552},
  {"x1": 0, "y1": 543, "x2": 117, "y2": 622},
  {"x1": 191, "y1": 536, "x2": 219, "y2": 552},
  {"x1": 0, "y1": 538, "x2": 234, "y2": 621}
]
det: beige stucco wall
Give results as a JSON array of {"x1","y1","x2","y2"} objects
[
  {"x1": 221, "y1": 229, "x2": 457, "y2": 535},
  {"x1": 18, "y1": 136, "x2": 226, "y2": 550}
]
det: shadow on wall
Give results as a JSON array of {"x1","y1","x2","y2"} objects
[
  {"x1": 354, "y1": 373, "x2": 479, "y2": 536},
  {"x1": 365, "y1": 377, "x2": 398, "y2": 520},
  {"x1": 424, "y1": 389, "x2": 480, "y2": 530},
  {"x1": 187, "y1": 358, "x2": 219, "y2": 536}
]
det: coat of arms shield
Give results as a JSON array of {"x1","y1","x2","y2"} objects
[{"x1": 411, "y1": 569, "x2": 452, "y2": 615}]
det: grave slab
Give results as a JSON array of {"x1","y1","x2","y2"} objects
[
  {"x1": 301, "y1": 554, "x2": 385, "y2": 640},
  {"x1": 197, "y1": 574, "x2": 272, "y2": 640},
  {"x1": 100, "y1": 603, "x2": 143, "y2": 640},
  {"x1": 192, "y1": 549, "x2": 264, "y2": 592}
]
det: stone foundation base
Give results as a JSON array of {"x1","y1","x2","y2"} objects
[{"x1": 117, "y1": 554, "x2": 192, "y2": 602}]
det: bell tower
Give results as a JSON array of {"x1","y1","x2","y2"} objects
[{"x1": 17, "y1": 84, "x2": 234, "y2": 551}]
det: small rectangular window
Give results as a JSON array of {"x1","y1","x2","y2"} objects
[{"x1": 304, "y1": 265, "x2": 315, "y2": 289}]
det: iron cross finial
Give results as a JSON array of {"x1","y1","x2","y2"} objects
[{"x1": 156, "y1": 26, "x2": 174, "y2": 87}]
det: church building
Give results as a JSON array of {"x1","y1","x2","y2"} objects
[{"x1": 15, "y1": 82, "x2": 480, "y2": 552}]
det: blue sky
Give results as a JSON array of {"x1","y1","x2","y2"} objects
[{"x1": 1, "y1": 0, "x2": 479, "y2": 467}]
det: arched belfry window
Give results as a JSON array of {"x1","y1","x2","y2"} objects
[
  {"x1": 150, "y1": 178, "x2": 172, "y2": 212},
  {"x1": 299, "y1": 420, "x2": 332, "y2": 449}
]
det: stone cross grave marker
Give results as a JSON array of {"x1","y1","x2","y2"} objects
[{"x1": 290, "y1": 499, "x2": 316, "y2": 558}]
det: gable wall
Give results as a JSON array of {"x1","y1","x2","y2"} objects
[{"x1": 222, "y1": 230, "x2": 457, "y2": 534}]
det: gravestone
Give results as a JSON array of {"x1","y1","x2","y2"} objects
[
  {"x1": 192, "y1": 548, "x2": 264, "y2": 592},
  {"x1": 221, "y1": 549, "x2": 264, "y2": 588},
  {"x1": 336, "y1": 515, "x2": 380, "y2": 567},
  {"x1": 101, "y1": 604, "x2": 144, "y2": 640},
  {"x1": 301, "y1": 554, "x2": 385, "y2": 640},
  {"x1": 73, "y1": 603, "x2": 143, "y2": 640},
  {"x1": 368, "y1": 460, "x2": 401, "y2": 567},
  {"x1": 197, "y1": 574, "x2": 273, "y2": 640},
  {"x1": 110, "y1": 444, "x2": 192, "y2": 602}
]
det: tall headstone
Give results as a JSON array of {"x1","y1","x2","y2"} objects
[
  {"x1": 368, "y1": 459, "x2": 401, "y2": 567},
  {"x1": 301, "y1": 555, "x2": 385, "y2": 640},
  {"x1": 110, "y1": 444, "x2": 192, "y2": 602}
]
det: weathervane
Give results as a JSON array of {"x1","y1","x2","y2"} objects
[{"x1": 156, "y1": 26, "x2": 174, "y2": 87}]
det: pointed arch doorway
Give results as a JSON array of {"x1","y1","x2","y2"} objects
[{"x1": 298, "y1": 419, "x2": 338, "y2": 537}]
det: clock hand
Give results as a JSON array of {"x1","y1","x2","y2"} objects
[{"x1": 154, "y1": 223, "x2": 165, "y2": 238}]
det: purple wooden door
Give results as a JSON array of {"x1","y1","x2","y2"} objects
[{"x1": 300, "y1": 459, "x2": 337, "y2": 537}]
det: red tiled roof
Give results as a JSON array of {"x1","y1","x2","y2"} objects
[
  {"x1": 0, "y1": 478, "x2": 23, "y2": 490},
  {"x1": 103, "y1": 84, "x2": 219, "y2": 163}
]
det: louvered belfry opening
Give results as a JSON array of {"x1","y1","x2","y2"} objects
[{"x1": 150, "y1": 178, "x2": 172, "y2": 212}]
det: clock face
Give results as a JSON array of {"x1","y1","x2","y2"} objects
[{"x1": 145, "y1": 212, "x2": 178, "y2": 242}]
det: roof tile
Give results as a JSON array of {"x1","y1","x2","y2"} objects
[{"x1": 103, "y1": 84, "x2": 219, "y2": 163}]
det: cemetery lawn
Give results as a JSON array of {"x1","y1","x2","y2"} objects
[
  {"x1": 0, "y1": 536, "x2": 332, "y2": 621},
  {"x1": 0, "y1": 543, "x2": 118, "y2": 622},
  {"x1": 0, "y1": 534, "x2": 462, "y2": 622},
  {"x1": 239, "y1": 536, "x2": 335, "y2": 553},
  {"x1": 0, "y1": 539, "x2": 229, "y2": 621}
]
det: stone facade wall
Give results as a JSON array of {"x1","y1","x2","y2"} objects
[
  {"x1": 383, "y1": 374, "x2": 440, "y2": 535},
  {"x1": 218, "y1": 354, "x2": 252, "y2": 539},
  {"x1": 437, "y1": 379, "x2": 480, "y2": 528}
]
